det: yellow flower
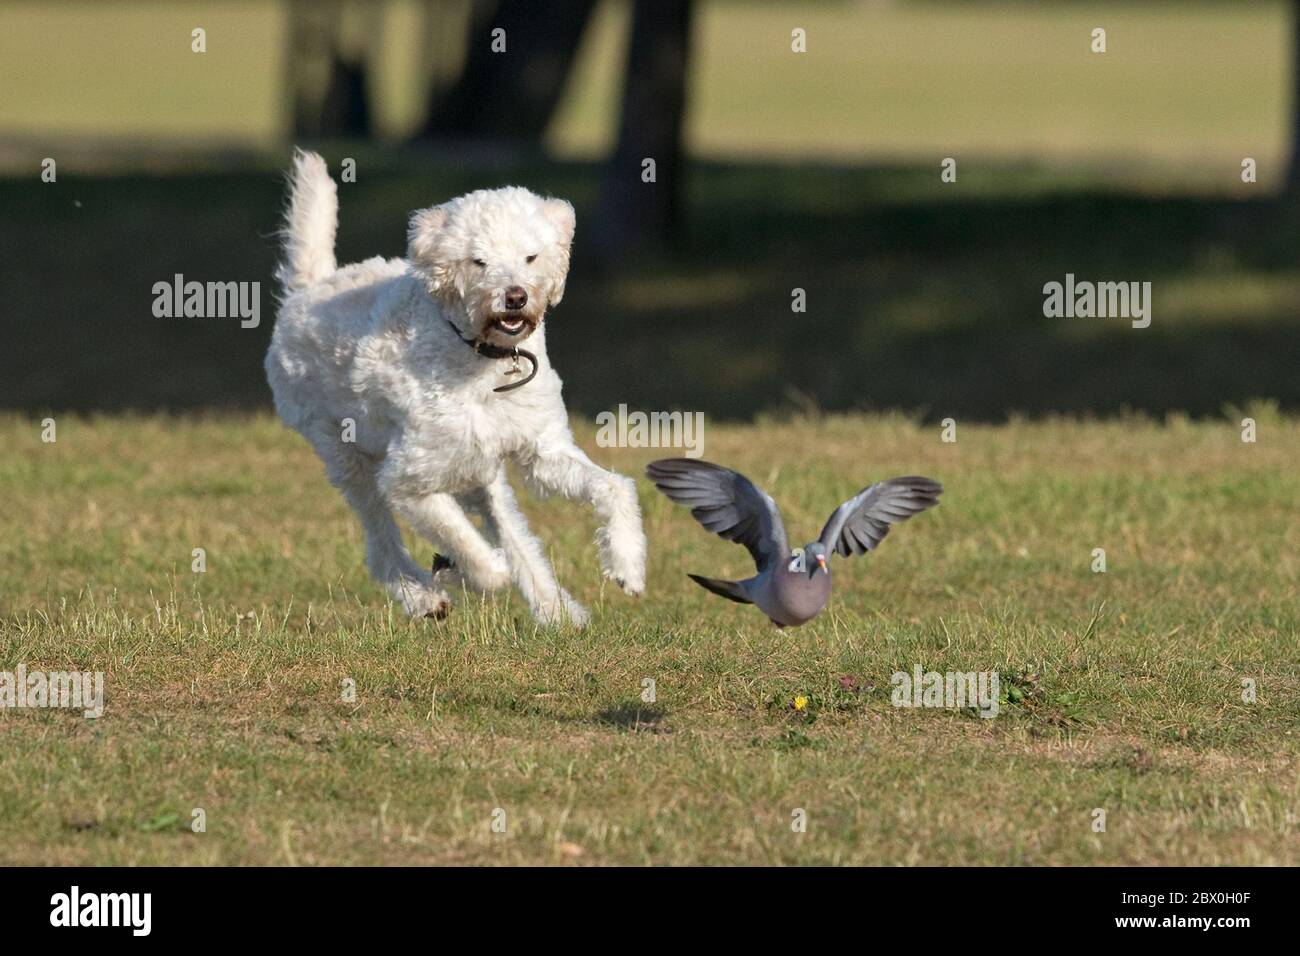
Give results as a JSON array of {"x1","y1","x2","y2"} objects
[{"x1": 793, "y1": 696, "x2": 808, "y2": 711}]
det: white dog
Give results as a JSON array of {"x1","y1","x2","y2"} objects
[{"x1": 265, "y1": 150, "x2": 646, "y2": 626}]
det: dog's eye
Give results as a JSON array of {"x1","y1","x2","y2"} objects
[
  {"x1": 472, "y1": 258, "x2": 486, "y2": 267},
  {"x1": 525, "y1": 254, "x2": 538, "y2": 264}
]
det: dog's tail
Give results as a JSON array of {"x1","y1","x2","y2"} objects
[{"x1": 276, "y1": 149, "x2": 338, "y2": 295}]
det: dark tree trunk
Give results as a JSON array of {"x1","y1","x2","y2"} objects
[
  {"x1": 418, "y1": 0, "x2": 599, "y2": 143},
  {"x1": 286, "y1": 0, "x2": 374, "y2": 139},
  {"x1": 319, "y1": 56, "x2": 372, "y2": 137},
  {"x1": 592, "y1": 0, "x2": 695, "y2": 258}
]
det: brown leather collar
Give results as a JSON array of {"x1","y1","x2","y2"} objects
[{"x1": 446, "y1": 319, "x2": 539, "y2": 393}]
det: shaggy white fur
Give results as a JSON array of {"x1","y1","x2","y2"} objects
[{"x1": 265, "y1": 150, "x2": 646, "y2": 626}]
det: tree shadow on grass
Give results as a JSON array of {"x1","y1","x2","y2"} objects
[{"x1": 2, "y1": 155, "x2": 1295, "y2": 420}]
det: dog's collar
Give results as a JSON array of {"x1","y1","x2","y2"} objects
[{"x1": 445, "y1": 319, "x2": 539, "y2": 393}]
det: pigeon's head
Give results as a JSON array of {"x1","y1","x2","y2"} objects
[
  {"x1": 805, "y1": 542, "x2": 830, "y2": 575},
  {"x1": 789, "y1": 543, "x2": 829, "y2": 577}
]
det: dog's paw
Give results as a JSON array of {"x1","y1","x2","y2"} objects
[
  {"x1": 599, "y1": 524, "x2": 647, "y2": 598},
  {"x1": 422, "y1": 598, "x2": 451, "y2": 621},
  {"x1": 534, "y1": 592, "x2": 589, "y2": 629},
  {"x1": 605, "y1": 570, "x2": 645, "y2": 597},
  {"x1": 562, "y1": 593, "x2": 591, "y2": 628},
  {"x1": 393, "y1": 578, "x2": 452, "y2": 620}
]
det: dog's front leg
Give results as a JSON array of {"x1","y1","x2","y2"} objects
[
  {"x1": 382, "y1": 484, "x2": 511, "y2": 593},
  {"x1": 520, "y1": 432, "x2": 647, "y2": 597},
  {"x1": 466, "y1": 474, "x2": 590, "y2": 628}
]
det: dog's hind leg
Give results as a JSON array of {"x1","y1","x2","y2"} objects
[
  {"x1": 470, "y1": 473, "x2": 588, "y2": 628},
  {"x1": 314, "y1": 434, "x2": 451, "y2": 619}
]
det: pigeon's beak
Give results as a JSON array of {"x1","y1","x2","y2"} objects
[{"x1": 816, "y1": 554, "x2": 828, "y2": 574}]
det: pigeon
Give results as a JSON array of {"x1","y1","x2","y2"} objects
[{"x1": 646, "y1": 459, "x2": 942, "y2": 627}]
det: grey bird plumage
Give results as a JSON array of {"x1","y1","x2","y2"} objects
[{"x1": 646, "y1": 459, "x2": 942, "y2": 628}]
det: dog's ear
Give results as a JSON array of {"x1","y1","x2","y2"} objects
[
  {"x1": 542, "y1": 198, "x2": 575, "y2": 249},
  {"x1": 541, "y1": 198, "x2": 575, "y2": 307},
  {"x1": 407, "y1": 205, "x2": 451, "y2": 286}
]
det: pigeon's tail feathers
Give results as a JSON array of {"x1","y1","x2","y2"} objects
[{"x1": 686, "y1": 573, "x2": 752, "y2": 605}]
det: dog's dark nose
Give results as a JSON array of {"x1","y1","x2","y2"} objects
[{"x1": 504, "y1": 286, "x2": 528, "y2": 311}]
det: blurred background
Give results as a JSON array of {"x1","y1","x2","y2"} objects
[{"x1": 1, "y1": 0, "x2": 1296, "y2": 420}]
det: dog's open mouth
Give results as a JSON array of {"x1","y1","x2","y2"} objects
[{"x1": 490, "y1": 315, "x2": 535, "y2": 338}]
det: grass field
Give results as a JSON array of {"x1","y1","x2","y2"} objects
[
  {"x1": 2, "y1": 411, "x2": 1297, "y2": 865},
  {"x1": 5, "y1": 153, "x2": 1298, "y2": 420},
  {"x1": 2, "y1": 0, "x2": 1297, "y2": 866}
]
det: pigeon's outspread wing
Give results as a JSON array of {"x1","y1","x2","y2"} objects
[
  {"x1": 818, "y1": 476, "x2": 942, "y2": 558},
  {"x1": 646, "y1": 459, "x2": 788, "y2": 572}
]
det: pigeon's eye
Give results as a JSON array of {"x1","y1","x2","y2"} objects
[
  {"x1": 472, "y1": 258, "x2": 487, "y2": 267},
  {"x1": 525, "y1": 254, "x2": 538, "y2": 264}
]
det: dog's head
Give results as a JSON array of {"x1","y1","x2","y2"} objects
[{"x1": 407, "y1": 186, "x2": 575, "y2": 347}]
